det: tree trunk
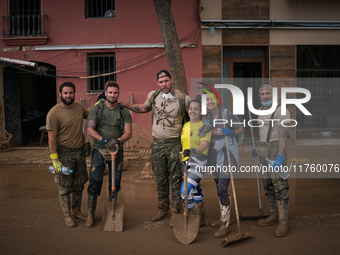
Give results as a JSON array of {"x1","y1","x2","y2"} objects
[{"x1": 153, "y1": 0, "x2": 187, "y2": 94}]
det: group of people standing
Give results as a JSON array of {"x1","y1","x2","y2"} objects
[{"x1": 46, "y1": 70, "x2": 290, "y2": 239}]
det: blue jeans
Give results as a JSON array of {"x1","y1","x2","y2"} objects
[{"x1": 87, "y1": 149, "x2": 123, "y2": 198}]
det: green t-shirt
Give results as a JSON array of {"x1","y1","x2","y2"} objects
[{"x1": 87, "y1": 103, "x2": 132, "y2": 150}]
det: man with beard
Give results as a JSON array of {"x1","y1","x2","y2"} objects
[
  {"x1": 120, "y1": 70, "x2": 191, "y2": 223},
  {"x1": 46, "y1": 82, "x2": 89, "y2": 228},
  {"x1": 252, "y1": 84, "x2": 290, "y2": 237},
  {"x1": 85, "y1": 81, "x2": 132, "y2": 228}
]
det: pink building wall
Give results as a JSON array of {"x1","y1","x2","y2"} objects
[{"x1": 0, "y1": 0, "x2": 202, "y2": 147}]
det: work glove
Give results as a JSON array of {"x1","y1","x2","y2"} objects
[
  {"x1": 251, "y1": 149, "x2": 258, "y2": 158},
  {"x1": 272, "y1": 154, "x2": 284, "y2": 171},
  {"x1": 198, "y1": 120, "x2": 212, "y2": 138},
  {"x1": 183, "y1": 148, "x2": 196, "y2": 157},
  {"x1": 50, "y1": 153, "x2": 63, "y2": 174},
  {"x1": 107, "y1": 138, "x2": 120, "y2": 148},
  {"x1": 101, "y1": 137, "x2": 108, "y2": 144},
  {"x1": 221, "y1": 127, "x2": 234, "y2": 136},
  {"x1": 183, "y1": 149, "x2": 191, "y2": 157}
]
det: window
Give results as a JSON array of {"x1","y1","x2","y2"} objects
[
  {"x1": 87, "y1": 54, "x2": 116, "y2": 92},
  {"x1": 7, "y1": 0, "x2": 44, "y2": 36},
  {"x1": 85, "y1": 0, "x2": 115, "y2": 18}
]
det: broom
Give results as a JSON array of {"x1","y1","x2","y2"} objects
[
  {"x1": 221, "y1": 110, "x2": 252, "y2": 247},
  {"x1": 239, "y1": 109, "x2": 269, "y2": 220}
]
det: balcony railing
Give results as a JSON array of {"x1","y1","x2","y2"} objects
[{"x1": 2, "y1": 14, "x2": 46, "y2": 37}]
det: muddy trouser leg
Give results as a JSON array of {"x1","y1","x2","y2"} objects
[
  {"x1": 108, "y1": 149, "x2": 124, "y2": 202},
  {"x1": 53, "y1": 149, "x2": 77, "y2": 228},
  {"x1": 71, "y1": 150, "x2": 88, "y2": 221},
  {"x1": 212, "y1": 175, "x2": 232, "y2": 238},
  {"x1": 213, "y1": 150, "x2": 235, "y2": 238},
  {"x1": 59, "y1": 190, "x2": 76, "y2": 228},
  {"x1": 192, "y1": 181, "x2": 206, "y2": 226},
  {"x1": 258, "y1": 152, "x2": 289, "y2": 227},
  {"x1": 181, "y1": 155, "x2": 206, "y2": 224},
  {"x1": 86, "y1": 149, "x2": 106, "y2": 228},
  {"x1": 166, "y1": 141, "x2": 183, "y2": 215},
  {"x1": 151, "y1": 140, "x2": 171, "y2": 213},
  {"x1": 274, "y1": 178, "x2": 290, "y2": 237},
  {"x1": 257, "y1": 175, "x2": 279, "y2": 226}
]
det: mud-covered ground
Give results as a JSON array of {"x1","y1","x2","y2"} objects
[{"x1": 1, "y1": 145, "x2": 340, "y2": 255}]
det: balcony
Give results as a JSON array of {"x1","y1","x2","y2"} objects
[{"x1": 2, "y1": 15, "x2": 48, "y2": 46}]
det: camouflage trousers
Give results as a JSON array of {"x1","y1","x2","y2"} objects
[
  {"x1": 258, "y1": 141, "x2": 289, "y2": 201},
  {"x1": 151, "y1": 138, "x2": 183, "y2": 212},
  {"x1": 54, "y1": 145, "x2": 89, "y2": 197}
]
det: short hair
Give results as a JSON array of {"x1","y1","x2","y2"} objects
[
  {"x1": 105, "y1": 81, "x2": 119, "y2": 91},
  {"x1": 59, "y1": 82, "x2": 75, "y2": 93},
  {"x1": 156, "y1": 69, "x2": 171, "y2": 80}
]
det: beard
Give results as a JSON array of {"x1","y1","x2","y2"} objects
[
  {"x1": 106, "y1": 97, "x2": 118, "y2": 104},
  {"x1": 60, "y1": 96, "x2": 74, "y2": 106}
]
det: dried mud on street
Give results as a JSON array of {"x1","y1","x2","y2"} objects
[{"x1": 1, "y1": 145, "x2": 340, "y2": 255}]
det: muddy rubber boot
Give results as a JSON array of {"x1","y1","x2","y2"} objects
[
  {"x1": 210, "y1": 219, "x2": 222, "y2": 228},
  {"x1": 71, "y1": 192, "x2": 87, "y2": 221},
  {"x1": 213, "y1": 204, "x2": 231, "y2": 238},
  {"x1": 85, "y1": 195, "x2": 97, "y2": 228},
  {"x1": 194, "y1": 201, "x2": 206, "y2": 226},
  {"x1": 59, "y1": 193, "x2": 76, "y2": 228},
  {"x1": 258, "y1": 195, "x2": 278, "y2": 226},
  {"x1": 275, "y1": 199, "x2": 289, "y2": 238}
]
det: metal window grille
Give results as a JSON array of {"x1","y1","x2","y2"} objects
[
  {"x1": 6, "y1": 0, "x2": 43, "y2": 36},
  {"x1": 85, "y1": 0, "x2": 115, "y2": 18},
  {"x1": 87, "y1": 54, "x2": 116, "y2": 92}
]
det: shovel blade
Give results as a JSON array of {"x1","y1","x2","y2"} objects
[
  {"x1": 172, "y1": 214, "x2": 199, "y2": 245},
  {"x1": 102, "y1": 202, "x2": 124, "y2": 232}
]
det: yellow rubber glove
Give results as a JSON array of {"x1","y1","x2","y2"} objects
[{"x1": 50, "y1": 153, "x2": 63, "y2": 173}]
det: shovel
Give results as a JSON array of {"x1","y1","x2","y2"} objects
[
  {"x1": 102, "y1": 144, "x2": 124, "y2": 232},
  {"x1": 173, "y1": 158, "x2": 199, "y2": 245}
]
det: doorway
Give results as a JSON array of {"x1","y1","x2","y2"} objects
[
  {"x1": 4, "y1": 62, "x2": 56, "y2": 146},
  {"x1": 222, "y1": 47, "x2": 268, "y2": 139}
]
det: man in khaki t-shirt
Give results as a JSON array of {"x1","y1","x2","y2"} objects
[
  {"x1": 121, "y1": 70, "x2": 191, "y2": 223},
  {"x1": 46, "y1": 82, "x2": 89, "y2": 228},
  {"x1": 252, "y1": 84, "x2": 290, "y2": 238}
]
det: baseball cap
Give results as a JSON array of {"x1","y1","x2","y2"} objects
[{"x1": 259, "y1": 84, "x2": 273, "y2": 92}]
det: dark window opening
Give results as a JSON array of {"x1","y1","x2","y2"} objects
[
  {"x1": 87, "y1": 54, "x2": 116, "y2": 92},
  {"x1": 7, "y1": 0, "x2": 43, "y2": 36},
  {"x1": 85, "y1": 0, "x2": 115, "y2": 18}
]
